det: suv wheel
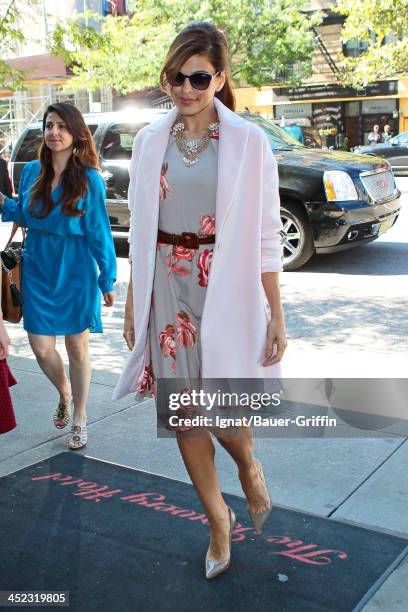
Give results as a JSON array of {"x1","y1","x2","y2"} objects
[{"x1": 280, "y1": 201, "x2": 314, "y2": 271}]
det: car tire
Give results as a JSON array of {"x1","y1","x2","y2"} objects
[{"x1": 280, "y1": 201, "x2": 315, "y2": 271}]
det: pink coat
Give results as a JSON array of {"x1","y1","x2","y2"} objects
[{"x1": 112, "y1": 98, "x2": 283, "y2": 400}]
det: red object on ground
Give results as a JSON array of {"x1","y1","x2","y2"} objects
[{"x1": 0, "y1": 359, "x2": 17, "y2": 434}]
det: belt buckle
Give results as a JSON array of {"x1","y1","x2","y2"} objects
[{"x1": 181, "y1": 232, "x2": 199, "y2": 249}]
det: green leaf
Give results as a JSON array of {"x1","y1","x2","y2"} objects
[
  {"x1": 337, "y1": 0, "x2": 408, "y2": 86},
  {"x1": 49, "y1": 0, "x2": 320, "y2": 94},
  {"x1": 0, "y1": 0, "x2": 40, "y2": 89}
]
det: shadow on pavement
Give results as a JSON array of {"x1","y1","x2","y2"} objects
[
  {"x1": 284, "y1": 294, "x2": 407, "y2": 351},
  {"x1": 298, "y1": 241, "x2": 408, "y2": 276}
]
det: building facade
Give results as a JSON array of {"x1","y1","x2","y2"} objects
[{"x1": 234, "y1": 2, "x2": 406, "y2": 148}]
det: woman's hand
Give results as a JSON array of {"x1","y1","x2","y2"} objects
[
  {"x1": 263, "y1": 315, "x2": 287, "y2": 366},
  {"x1": 123, "y1": 312, "x2": 135, "y2": 351},
  {"x1": 103, "y1": 291, "x2": 115, "y2": 307},
  {"x1": 0, "y1": 321, "x2": 10, "y2": 359},
  {"x1": 123, "y1": 269, "x2": 135, "y2": 350}
]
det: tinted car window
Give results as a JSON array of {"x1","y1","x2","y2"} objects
[
  {"x1": 279, "y1": 125, "x2": 321, "y2": 148},
  {"x1": 282, "y1": 125, "x2": 303, "y2": 143},
  {"x1": 102, "y1": 123, "x2": 146, "y2": 160},
  {"x1": 304, "y1": 127, "x2": 322, "y2": 148},
  {"x1": 15, "y1": 128, "x2": 42, "y2": 162},
  {"x1": 396, "y1": 132, "x2": 408, "y2": 145},
  {"x1": 15, "y1": 124, "x2": 98, "y2": 163},
  {"x1": 242, "y1": 114, "x2": 304, "y2": 150}
]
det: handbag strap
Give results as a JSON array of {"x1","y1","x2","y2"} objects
[{"x1": 5, "y1": 223, "x2": 26, "y2": 249}]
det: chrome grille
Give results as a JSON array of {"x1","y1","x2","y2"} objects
[{"x1": 360, "y1": 170, "x2": 397, "y2": 202}]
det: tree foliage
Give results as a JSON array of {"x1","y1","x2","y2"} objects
[
  {"x1": 337, "y1": 0, "x2": 408, "y2": 87},
  {"x1": 0, "y1": 0, "x2": 39, "y2": 89},
  {"x1": 50, "y1": 0, "x2": 322, "y2": 94},
  {"x1": 1, "y1": 0, "x2": 25, "y2": 88}
]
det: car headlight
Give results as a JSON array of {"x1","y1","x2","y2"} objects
[{"x1": 323, "y1": 170, "x2": 359, "y2": 201}]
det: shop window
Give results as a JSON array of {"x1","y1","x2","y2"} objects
[
  {"x1": 312, "y1": 102, "x2": 342, "y2": 148},
  {"x1": 362, "y1": 115, "x2": 397, "y2": 145},
  {"x1": 345, "y1": 101, "x2": 360, "y2": 117}
]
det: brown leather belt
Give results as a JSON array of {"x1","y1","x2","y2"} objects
[{"x1": 157, "y1": 229, "x2": 215, "y2": 250}]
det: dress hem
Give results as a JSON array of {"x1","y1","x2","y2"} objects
[{"x1": 23, "y1": 324, "x2": 103, "y2": 336}]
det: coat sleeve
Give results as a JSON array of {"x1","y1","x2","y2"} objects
[
  {"x1": 127, "y1": 131, "x2": 144, "y2": 260},
  {"x1": 0, "y1": 163, "x2": 29, "y2": 225},
  {"x1": 261, "y1": 134, "x2": 283, "y2": 273},
  {"x1": 83, "y1": 169, "x2": 117, "y2": 293}
]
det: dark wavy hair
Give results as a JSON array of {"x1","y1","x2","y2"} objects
[
  {"x1": 160, "y1": 22, "x2": 236, "y2": 111},
  {"x1": 30, "y1": 102, "x2": 99, "y2": 218}
]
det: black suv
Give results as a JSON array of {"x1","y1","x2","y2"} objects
[{"x1": 9, "y1": 109, "x2": 401, "y2": 270}]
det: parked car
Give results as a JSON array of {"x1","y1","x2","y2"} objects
[
  {"x1": 9, "y1": 109, "x2": 401, "y2": 270},
  {"x1": 354, "y1": 131, "x2": 408, "y2": 176}
]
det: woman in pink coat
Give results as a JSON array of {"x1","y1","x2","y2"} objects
[{"x1": 115, "y1": 22, "x2": 287, "y2": 579}]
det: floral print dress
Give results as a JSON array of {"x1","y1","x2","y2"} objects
[{"x1": 136, "y1": 132, "x2": 218, "y2": 402}]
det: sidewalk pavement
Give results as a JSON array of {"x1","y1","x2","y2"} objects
[
  {"x1": 1, "y1": 179, "x2": 407, "y2": 611},
  {"x1": 3, "y1": 328, "x2": 408, "y2": 611}
]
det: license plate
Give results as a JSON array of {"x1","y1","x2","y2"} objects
[{"x1": 378, "y1": 217, "x2": 394, "y2": 235}]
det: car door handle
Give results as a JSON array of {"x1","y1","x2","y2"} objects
[{"x1": 102, "y1": 171, "x2": 115, "y2": 185}]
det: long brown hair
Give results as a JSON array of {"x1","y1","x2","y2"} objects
[
  {"x1": 30, "y1": 102, "x2": 99, "y2": 218},
  {"x1": 160, "y1": 22, "x2": 236, "y2": 112}
]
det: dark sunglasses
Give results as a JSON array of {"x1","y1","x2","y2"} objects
[{"x1": 168, "y1": 70, "x2": 221, "y2": 91}]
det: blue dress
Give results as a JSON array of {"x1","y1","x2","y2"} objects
[{"x1": 0, "y1": 161, "x2": 116, "y2": 335}]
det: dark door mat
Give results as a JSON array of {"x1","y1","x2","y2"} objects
[{"x1": 0, "y1": 452, "x2": 407, "y2": 612}]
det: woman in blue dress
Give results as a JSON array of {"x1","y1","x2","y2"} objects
[{"x1": 0, "y1": 102, "x2": 116, "y2": 450}]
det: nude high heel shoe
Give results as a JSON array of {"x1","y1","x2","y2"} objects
[
  {"x1": 205, "y1": 506, "x2": 236, "y2": 580},
  {"x1": 248, "y1": 459, "x2": 272, "y2": 534}
]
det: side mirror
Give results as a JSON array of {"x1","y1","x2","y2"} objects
[{"x1": 390, "y1": 138, "x2": 398, "y2": 146}]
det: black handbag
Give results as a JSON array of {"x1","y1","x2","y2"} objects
[{"x1": 0, "y1": 223, "x2": 25, "y2": 323}]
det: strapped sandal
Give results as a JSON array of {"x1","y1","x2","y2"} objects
[
  {"x1": 53, "y1": 397, "x2": 73, "y2": 429},
  {"x1": 68, "y1": 424, "x2": 88, "y2": 450}
]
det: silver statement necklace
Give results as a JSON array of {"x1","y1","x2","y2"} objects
[{"x1": 171, "y1": 116, "x2": 219, "y2": 166}]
